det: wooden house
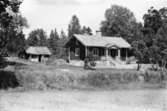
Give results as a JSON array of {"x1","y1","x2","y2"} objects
[
  {"x1": 26, "y1": 46, "x2": 51, "y2": 62},
  {"x1": 64, "y1": 32, "x2": 131, "y2": 62}
]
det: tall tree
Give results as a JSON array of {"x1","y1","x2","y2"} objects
[
  {"x1": 56, "y1": 30, "x2": 68, "y2": 58},
  {"x1": 0, "y1": 0, "x2": 23, "y2": 67},
  {"x1": 0, "y1": 0, "x2": 22, "y2": 55},
  {"x1": 100, "y1": 5, "x2": 137, "y2": 42},
  {"x1": 132, "y1": 40, "x2": 148, "y2": 70},
  {"x1": 27, "y1": 29, "x2": 47, "y2": 46},
  {"x1": 68, "y1": 15, "x2": 81, "y2": 38},
  {"x1": 143, "y1": 7, "x2": 163, "y2": 46},
  {"x1": 60, "y1": 30, "x2": 67, "y2": 39},
  {"x1": 148, "y1": 45, "x2": 161, "y2": 70},
  {"x1": 155, "y1": 23, "x2": 167, "y2": 51},
  {"x1": 48, "y1": 29, "x2": 59, "y2": 54},
  {"x1": 5, "y1": 14, "x2": 28, "y2": 55},
  {"x1": 142, "y1": 7, "x2": 167, "y2": 68},
  {"x1": 81, "y1": 26, "x2": 92, "y2": 35}
]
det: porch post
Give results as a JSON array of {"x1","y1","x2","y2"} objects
[
  {"x1": 118, "y1": 48, "x2": 121, "y2": 59},
  {"x1": 68, "y1": 48, "x2": 70, "y2": 61},
  {"x1": 85, "y1": 46, "x2": 88, "y2": 57},
  {"x1": 105, "y1": 48, "x2": 108, "y2": 59},
  {"x1": 125, "y1": 48, "x2": 128, "y2": 61}
]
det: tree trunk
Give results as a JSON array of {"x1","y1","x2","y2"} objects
[{"x1": 137, "y1": 63, "x2": 141, "y2": 71}]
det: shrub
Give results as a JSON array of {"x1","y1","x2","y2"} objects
[{"x1": 0, "y1": 70, "x2": 19, "y2": 89}]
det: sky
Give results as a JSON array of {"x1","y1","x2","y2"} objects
[{"x1": 20, "y1": 0, "x2": 167, "y2": 37}]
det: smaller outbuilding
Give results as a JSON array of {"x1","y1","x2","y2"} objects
[{"x1": 26, "y1": 46, "x2": 51, "y2": 63}]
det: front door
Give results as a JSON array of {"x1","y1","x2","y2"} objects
[{"x1": 109, "y1": 49, "x2": 117, "y2": 58}]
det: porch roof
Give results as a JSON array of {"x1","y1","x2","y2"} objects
[{"x1": 73, "y1": 34, "x2": 131, "y2": 48}]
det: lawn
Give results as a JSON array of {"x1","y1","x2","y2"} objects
[{"x1": 0, "y1": 89, "x2": 166, "y2": 111}]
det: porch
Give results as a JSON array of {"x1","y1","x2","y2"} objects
[{"x1": 68, "y1": 46, "x2": 130, "y2": 63}]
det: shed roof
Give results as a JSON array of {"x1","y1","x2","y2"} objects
[
  {"x1": 72, "y1": 34, "x2": 131, "y2": 48},
  {"x1": 26, "y1": 46, "x2": 51, "y2": 55}
]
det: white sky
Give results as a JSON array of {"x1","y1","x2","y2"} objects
[{"x1": 20, "y1": 0, "x2": 167, "y2": 37}]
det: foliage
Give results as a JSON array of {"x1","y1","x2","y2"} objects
[
  {"x1": 141, "y1": 7, "x2": 167, "y2": 70},
  {"x1": 142, "y1": 7, "x2": 163, "y2": 46},
  {"x1": 0, "y1": 70, "x2": 19, "y2": 89},
  {"x1": 56, "y1": 30, "x2": 68, "y2": 59},
  {"x1": 0, "y1": 0, "x2": 23, "y2": 52},
  {"x1": 0, "y1": 0, "x2": 22, "y2": 28},
  {"x1": 48, "y1": 29, "x2": 59, "y2": 54},
  {"x1": 27, "y1": 29, "x2": 48, "y2": 46},
  {"x1": 132, "y1": 40, "x2": 148, "y2": 70},
  {"x1": 68, "y1": 15, "x2": 81, "y2": 38},
  {"x1": 143, "y1": 7, "x2": 162, "y2": 34},
  {"x1": 81, "y1": 26, "x2": 93, "y2": 35},
  {"x1": 84, "y1": 53, "x2": 96, "y2": 70},
  {"x1": 68, "y1": 15, "x2": 93, "y2": 38},
  {"x1": 6, "y1": 31, "x2": 26, "y2": 55},
  {"x1": 161, "y1": 49, "x2": 167, "y2": 70},
  {"x1": 0, "y1": 0, "x2": 26, "y2": 67},
  {"x1": 155, "y1": 23, "x2": 167, "y2": 50},
  {"x1": 60, "y1": 30, "x2": 67, "y2": 39},
  {"x1": 100, "y1": 5, "x2": 139, "y2": 43}
]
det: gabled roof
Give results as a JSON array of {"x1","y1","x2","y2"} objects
[
  {"x1": 26, "y1": 46, "x2": 51, "y2": 55},
  {"x1": 72, "y1": 34, "x2": 131, "y2": 48}
]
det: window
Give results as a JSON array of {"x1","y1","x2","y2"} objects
[
  {"x1": 75, "y1": 48, "x2": 80, "y2": 56},
  {"x1": 92, "y1": 48, "x2": 99, "y2": 56}
]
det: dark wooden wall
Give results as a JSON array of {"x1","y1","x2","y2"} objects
[{"x1": 66, "y1": 37, "x2": 85, "y2": 60}]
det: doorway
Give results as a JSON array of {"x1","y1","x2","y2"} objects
[{"x1": 109, "y1": 49, "x2": 117, "y2": 58}]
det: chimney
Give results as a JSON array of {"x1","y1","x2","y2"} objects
[{"x1": 96, "y1": 31, "x2": 102, "y2": 37}]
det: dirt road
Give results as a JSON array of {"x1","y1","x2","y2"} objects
[{"x1": 0, "y1": 89, "x2": 167, "y2": 111}]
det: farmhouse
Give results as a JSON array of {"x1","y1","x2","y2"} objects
[
  {"x1": 65, "y1": 32, "x2": 131, "y2": 63},
  {"x1": 26, "y1": 46, "x2": 51, "y2": 62}
]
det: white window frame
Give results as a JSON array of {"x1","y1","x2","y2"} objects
[
  {"x1": 75, "y1": 48, "x2": 80, "y2": 56},
  {"x1": 92, "y1": 48, "x2": 99, "y2": 56}
]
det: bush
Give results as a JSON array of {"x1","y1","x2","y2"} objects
[
  {"x1": 0, "y1": 70, "x2": 19, "y2": 89},
  {"x1": 84, "y1": 55, "x2": 96, "y2": 70}
]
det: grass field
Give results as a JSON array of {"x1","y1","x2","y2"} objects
[{"x1": 0, "y1": 89, "x2": 167, "y2": 111}]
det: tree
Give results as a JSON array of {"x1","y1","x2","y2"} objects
[
  {"x1": 132, "y1": 40, "x2": 148, "y2": 71},
  {"x1": 148, "y1": 45, "x2": 161, "y2": 70},
  {"x1": 60, "y1": 30, "x2": 67, "y2": 39},
  {"x1": 0, "y1": 0, "x2": 22, "y2": 54},
  {"x1": 5, "y1": 14, "x2": 28, "y2": 55},
  {"x1": 143, "y1": 7, "x2": 163, "y2": 46},
  {"x1": 81, "y1": 26, "x2": 92, "y2": 35},
  {"x1": 100, "y1": 5, "x2": 137, "y2": 42},
  {"x1": 155, "y1": 23, "x2": 167, "y2": 51},
  {"x1": 68, "y1": 15, "x2": 81, "y2": 38},
  {"x1": 161, "y1": 49, "x2": 167, "y2": 70},
  {"x1": 48, "y1": 29, "x2": 59, "y2": 54},
  {"x1": 52, "y1": 30, "x2": 68, "y2": 59},
  {"x1": 142, "y1": 7, "x2": 167, "y2": 69},
  {"x1": 143, "y1": 7, "x2": 162, "y2": 34},
  {"x1": 0, "y1": 0, "x2": 22, "y2": 28},
  {"x1": 27, "y1": 29, "x2": 48, "y2": 46}
]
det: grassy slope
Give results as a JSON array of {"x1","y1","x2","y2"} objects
[{"x1": 0, "y1": 57, "x2": 167, "y2": 90}]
